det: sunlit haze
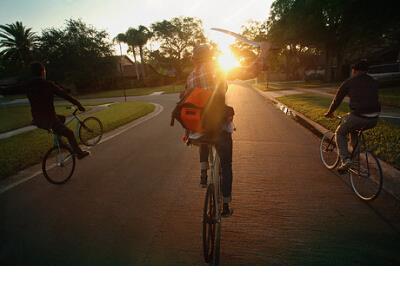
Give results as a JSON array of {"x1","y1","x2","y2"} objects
[{"x1": 0, "y1": 0, "x2": 273, "y2": 58}]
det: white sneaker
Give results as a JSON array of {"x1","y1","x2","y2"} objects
[{"x1": 337, "y1": 158, "x2": 352, "y2": 174}]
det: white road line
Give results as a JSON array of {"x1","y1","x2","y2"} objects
[{"x1": 0, "y1": 103, "x2": 164, "y2": 194}]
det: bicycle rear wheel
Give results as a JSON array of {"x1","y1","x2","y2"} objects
[
  {"x1": 212, "y1": 150, "x2": 222, "y2": 266},
  {"x1": 79, "y1": 116, "x2": 103, "y2": 146},
  {"x1": 203, "y1": 184, "x2": 220, "y2": 264},
  {"x1": 320, "y1": 132, "x2": 340, "y2": 169},
  {"x1": 42, "y1": 145, "x2": 76, "y2": 184},
  {"x1": 349, "y1": 151, "x2": 383, "y2": 201}
]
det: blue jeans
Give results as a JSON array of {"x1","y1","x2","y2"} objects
[
  {"x1": 335, "y1": 113, "x2": 378, "y2": 160},
  {"x1": 199, "y1": 131, "x2": 233, "y2": 203}
]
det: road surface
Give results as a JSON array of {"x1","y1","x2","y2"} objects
[{"x1": 1, "y1": 83, "x2": 400, "y2": 265}]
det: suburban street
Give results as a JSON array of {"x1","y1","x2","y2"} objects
[{"x1": 1, "y1": 83, "x2": 400, "y2": 265}]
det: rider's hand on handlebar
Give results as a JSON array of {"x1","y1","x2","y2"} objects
[
  {"x1": 78, "y1": 104, "x2": 86, "y2": 112},
  {"x1": 324, "y1": 111, "x2": 334, "y2": 118}
]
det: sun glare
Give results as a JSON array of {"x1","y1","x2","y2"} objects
[{"x1": 217, "y1": 50, "x2": 240, "y2": 72}]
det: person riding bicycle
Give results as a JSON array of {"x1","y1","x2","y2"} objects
[
  {"x1": 0, "y1": 62, "x2": 89, "y2": 159},
  {"x1": 324, "y1": 60, "x2": 380, "y2": 173},
  {"x1": 182, "y1": 44, "x2": 234, "y2": 217}
]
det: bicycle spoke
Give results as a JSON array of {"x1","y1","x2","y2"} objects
[
  {"x1": 350, "y1": 151, "x2": 383, "y2": 201},
  {"x1": 42, "y1": 145, "x2": 75, "y2": 184},
  {"x1": 320, "y1": 133, "x2": 340, "y2": 169}
]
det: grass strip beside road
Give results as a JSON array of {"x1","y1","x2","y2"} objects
[
  {"x1": 0, "y1": 101, "x2": 113, "y2": 133},
  {"x1": 256, "y1": 82, "x2": 400, "y2": 108},
  {"x1": 379, "y1": 87, "x2": 400, "y2": 107},
  {"x1": 0, "y1": 83, "x2": 184, "y2": 103},
  {"x1": 0, "y1": 101, "x2": 155, "y2": 180},
  {"x1": 277, "y1": 94, "x2": 400, "y2": 169},
  {"x1": 79, "y1": 84, "x2": 184, "y2": 99}
]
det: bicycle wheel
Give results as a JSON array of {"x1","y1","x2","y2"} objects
[
  {"x1": 349, "y1": 151, "x2": 383, "y2": 201},
  {"x1": 79, "y1": 116, "x2": 103, "y2": 146},
  {"x1": 320, "y1": 132, "x2": 340, "y2": 169},
  {"x1": 212, "y1": 151, "x2": 222, "y2": 266},
  {"x1": 203, "y1": 184, "x2": 219, "y2": 264},
  {"x1": 42, "y1": 145, "x2": 76, "y2": 184}
]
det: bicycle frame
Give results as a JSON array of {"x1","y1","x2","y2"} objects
[
  {"x1": 49, "y1": 132, "x2": 74, "y2": 167},
  {"x1": 64, "y1": 108, "x2": 84, "y2": 138},
  {"x1": 208, "y1": 144, "x2": 222, "y2": 219},
  {"x1": 347, "y1": 132, "x2": 372, "y2": 178}
]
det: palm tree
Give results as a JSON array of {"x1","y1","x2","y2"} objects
[
  {"x1": 126, "y1": 28, "x2": 141, "y2": 80},
  {"x1": 136, "y1": 25, "x2": 152, "y2": 78},
  {"x1": 0, "y1": 21, "x2": 37, "y2": 67},
  {"x1": 113, "y1": 33, "x2": 128, "y2": 100}
]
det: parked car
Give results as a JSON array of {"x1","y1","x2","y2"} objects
[{"x1": 368, "y1": 62, "x2": 400, "y2": 86}]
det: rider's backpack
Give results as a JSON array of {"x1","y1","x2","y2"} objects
[{"x1": 171, "y1": 87, "x2": 213, "y2": 133}]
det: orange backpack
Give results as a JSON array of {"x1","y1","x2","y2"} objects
[{"x1": 171, "y1": 87, "x2": 213, "y2": 133}]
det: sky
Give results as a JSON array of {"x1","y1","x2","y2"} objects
[{"x1": 0, "y1": 0, "x2": 273, "y2": 54}]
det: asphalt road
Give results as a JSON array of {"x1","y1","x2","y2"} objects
[{"x1": 1, "y1": 83, "x2": 400, "y2": 265}]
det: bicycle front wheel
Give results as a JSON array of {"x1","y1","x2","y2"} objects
[
  {"x1": 79, "y1": 116, "x2": 103, "y2": 146},
  {"x1": 320, "y1": 132, "x2": 340, "y2": 169},
  {"x1": 42, "y1": 145, "x2": 76, "y2": 184},
  {"x1": 203, "y1": 184, "x2": 219, "y2": 264},
  {"x1": 349, "y1": 151, "x2": 383, "y2": 201}
]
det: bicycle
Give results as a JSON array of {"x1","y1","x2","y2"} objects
[
  {"x1": 187, "y1": 137, "x2": 223, "y2": 265},
  {"x1": 320, "y1": 115, "x2": 383, "y2": 201},
  {"x1": 42, "y1": 107, "x2": 103, "y2": 184}
]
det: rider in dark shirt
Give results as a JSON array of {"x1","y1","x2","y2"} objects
[
  {"x1": 325, "y1": 60, "x2": 380, "y2": 172},
  {"x1": 0, "y1": 62, "x2": 89, "y2": 159}
]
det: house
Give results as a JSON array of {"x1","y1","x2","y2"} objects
[{"x1": 110, "y1": 55, "x2": 138, "y2": 78}]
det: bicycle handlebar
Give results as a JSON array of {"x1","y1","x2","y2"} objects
[{"x1": 66, "y1": 105, "x2": 79, "y2": 116}]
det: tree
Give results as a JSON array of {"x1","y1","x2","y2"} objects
[
  {"x1": 136, "y1": 25, "x2": 152, "y2": 78},
  {"x1": 267, "y1": 0, "x2": 400, "y2": 81},
  {"x1": 150, "y1": 17, "x2": 206, "y2": 79},
  {"x1": 0, "y1": 21, "x2": 37, "y2": 71},
  {"x1": 38, "y1": 19, "x2": 113, "y2": 91},
  {"x1": 231, "y1": 21, "x2": 269, "y2": 67},
  {"x1": 126, "y1": 27, "x2": 141, "y2": 80}
]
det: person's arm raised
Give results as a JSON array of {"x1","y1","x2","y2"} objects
[{"x1": 51, "y1": 82, "x2": 85, "y2": 111}]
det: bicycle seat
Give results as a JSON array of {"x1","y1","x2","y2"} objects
[{"x1": 187, "y1": 133, "x2": 219, "y2": 146}]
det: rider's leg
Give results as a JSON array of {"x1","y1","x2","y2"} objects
[
  {"x1": 216, "y1": 131, "x2": 233, "y2": 205},
  {"x1": 199, "y1": 144, "x2": 209, "y2": 187},
  {"x1": 335, "y1": 114, "x2": 352, "y2": 162},
  {"x1": 52, "y1": 118, "x2": 84, "y2": 155},
  {"x1": 336, "y1": 114, "x2": 378, "y2": 169}
]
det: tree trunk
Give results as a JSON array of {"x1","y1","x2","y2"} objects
[
  {"x1": 139, "y1": 46, "x2": 146, "y2": 79},
  {"x1": 131, "y1": 46, "x2": 140, "y2": 80},
  {"x1": 324, "y1": 45, "x2": 333, "y2": 82}
]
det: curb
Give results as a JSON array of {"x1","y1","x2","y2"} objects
[{"x1": 252, "y1": 85, "x2": 400, "y2": 200}]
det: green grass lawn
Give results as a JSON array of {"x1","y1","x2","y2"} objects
[
  {"x1": 0, "y1": 101, "x2": 154, "y2": 180},
  {"x1": 254, "y1": 83, "x2": 291, "y2": 92},
  {"x1": 257, "y1": 81, "x2": 400, "y2": 108},
  {"x1": 79, "y1": 84, "x2": 184, "y2": 99},
  {"x1": 277, "y1": 94, "x2": 400, "y2": 169},
  {"x1": 0, "y1": 83, "x2": 184, "y2": 102},
  {"x1": 0, "y1": 101, "x2": 112, "y2": 133},
  {"x1": 379, "y1": 87, "x2": 400, "y2": 107}
]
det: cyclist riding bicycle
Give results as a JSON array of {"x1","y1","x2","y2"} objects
[
  {"x1": 181, "y1": 44, "x2": 234, "y2": 217},
  {"x1": 324, "y1": 60, "x2": 380, "y2": 173},
  {"x1": 0, "y1": 62, "x2": 89, "y2": 159}
]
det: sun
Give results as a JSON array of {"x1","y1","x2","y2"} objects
[{"x1": 217, "y1": 50, "x2": 240, "y2": 72}]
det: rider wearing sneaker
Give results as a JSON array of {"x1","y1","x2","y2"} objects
[
  {"x1": 0, "y1": 62, "x2": 89, "y2": 159},
  {"x1": 324, "y1": 60, "x2": 380, "y2": 172},
  {"x1": 183, "y1": 44, "x2": 234, "y2": 217}
]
